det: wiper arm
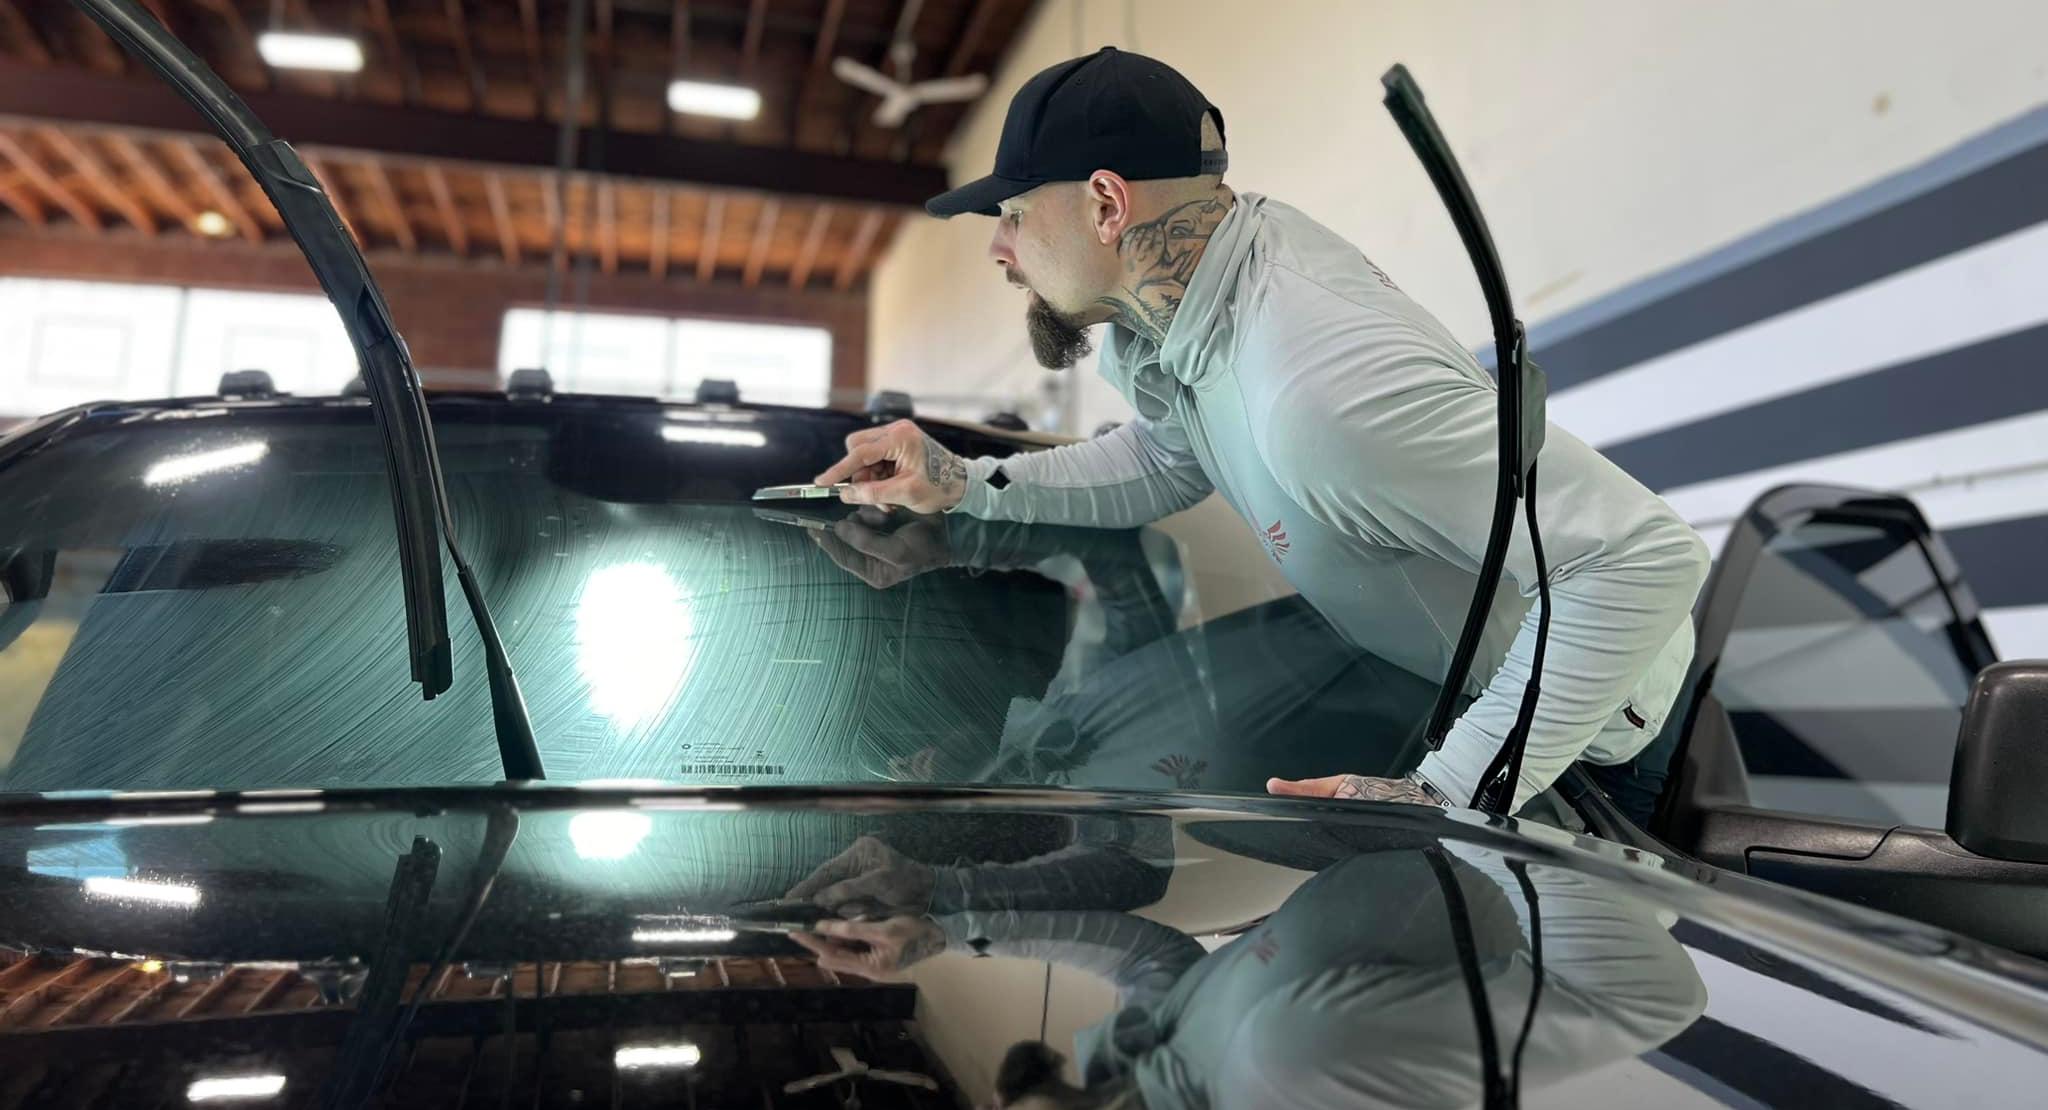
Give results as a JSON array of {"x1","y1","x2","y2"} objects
[
  {"x1": 76, "y1": 0, "x2": 544, "y2": 780},
  {"x1": 1381, "y1": 65, "x2": 1551, "y2": 816}
]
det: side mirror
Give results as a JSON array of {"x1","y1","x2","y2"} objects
[{"x1": 1947, "y1": 661, "x2": 2048, "y2": 863}]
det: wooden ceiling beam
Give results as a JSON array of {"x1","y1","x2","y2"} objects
[
  {"x1": 649, "y1": 188, "x2": 670, "y2": 278},
  {"x1": 423, "y1": 165, "x2": 469, "y2": 256},
  {"x1": 40, "y1": 130, "x2": 157, "y2": 235},
  {"x1": 443, "y1": 0, "x2": 487, "y2": 112},
  {"x1": 695, "y1": 193, "x2": 724, "y2": 282},
  {"x1": 663, "y1": 0, "x2": 690, "y2": 138},
  {"x1": 788, "y1": 203, "x2": 831, "y2": 290},
  {"x1": 739, "y1": 0, "x2": 768, "y2": 70},
  {"x1": 485, "y1": 172, "x2": 520, "y2": 265},
  {"x1": 303, "y1": 155, "x2": 364, "y2": 249},
  {"x1": 361, "y1": 160, "x2": 416, "y2": 254},
  {"x1": 0, "y1": 174, "x2": 47, "y2": 227},
  {"x1": 518, "y1": 0, "x2": 547, "y2": 119},
  {"x1": 365, "y1": 0, "x2": 420, "y2": 105},
  {"x1": 172, "y1": 140, "x2": 263, "y2": 244},
  {"x1": 741, "y1": 198, "x2": 779, "y2": 287},
  {"x1": 0, "y1": 59, "x2": 948, "y2": 207},
  {"x1": 192, "y1": 0, "x2": 272, "y2": 92},
  {"x1": 834, "y1": 207, "x2": 884, "y2": 291},
  {"x1": 944, "y1": 0, "x2": 1001, "y2": 76},
  {"x1": 103, "y1": 134, "x2": 198, "y2": 227},
  {"x1": 0, "y1": 132, "x2": 102, "y2": 231},
  {"x1": 0, "y1": 1, "x2": 54, "y2": 65}
]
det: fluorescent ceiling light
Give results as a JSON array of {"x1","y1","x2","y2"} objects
[
  {"x1": 667, "y1": 80, "x2": 761, "y2": 120},
  {"x1": 256, "y1": 31, "x2": 364, "y2": 73},
  {"x1": 192, "y1": 211, "x2": 233, "y2": 238},
  {"x1": 188, "y1": 1074, "x2": 287, "y2": 1102},
  {"x1": 569, "y1": 810, "x2": 653, "y2": 861},
  {"x1": 85, "y1": 876, "x2": 202, "y2": 908},
  {"x1": 143, "y1": 441, "x2": 268, "y2": 487},
  {"x1": 631, "y1": 926, "x2": 736, "y2": 944},
  {"x1": 616, "y1": 1043, "x2": 702, "y2": 1070},
  {"x1": 661, "y1": 425, "x2": 767, "y2": 448}
]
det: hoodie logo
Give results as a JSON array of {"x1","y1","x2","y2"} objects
[{"x1": 1259, "y1": 520, "x2": 1291, "y2": 565}]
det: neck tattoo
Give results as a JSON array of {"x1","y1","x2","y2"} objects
[{"x1": 1095, "y1": 189, "x2": 1234, "y2": 345}]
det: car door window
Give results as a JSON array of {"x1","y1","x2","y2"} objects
[{"x1": 1716, "y1": 517, "x2": 1977, "y2": 828}]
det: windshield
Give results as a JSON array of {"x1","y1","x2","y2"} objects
[{"x1": 0, "y1": 398, "x2": 1451, "y2": 794}]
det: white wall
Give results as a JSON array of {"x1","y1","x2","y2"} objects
[{"x1": 871, "y1": 0, "x2": 2048, "y2": 432}]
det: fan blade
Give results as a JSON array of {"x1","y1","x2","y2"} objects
[
  {"x1": 910, "y1": 74, "x2": 989, "y2": 103},
  {"x1": 832, "y1": 57, "x2": 902, "y2": 98},
  {"x1": 829, "y1": 1047, "x2": 863, "y2": 1071},
  {"x1": 783, "y1": 1071, "x2": 854, "y2": 1094},
  {"x1": 868, "y1": 1070, "x2": 939, "y2": 1090},
  {"x1": 872, "y1": 91, "x2": 917, "y2": 129}
]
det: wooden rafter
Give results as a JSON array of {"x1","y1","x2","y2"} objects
[
  {"x1": 103, "y1": 134, "x2": 198, "y2": 227},
  {"x1": 443, "y1": 0, "x2": 486, "y2": 112},
  {"x1": 835, "y1": 207, "x2": 884, "y2": 291},
  {"x1": 597, "y1": 179, "x2": 617, "y2": 275},
  {"x1": 173, "y1": 140, "x2": 263, "y2": 243},
  {"x1": 791, "y1": 0, "x2": 847, "y2": 146},
  {"x1": 741, "y1": 198, "x2": 779, "y2": 287},
  {"x1": 0, "y1": 132, "x2": 102, "y2": 230},
  {"x1": 424, "y1": 165, "x2": 468, "y2": 256},
  {"x1": 303, "y1": 155, "x2": 363, "y2": 248},
  {"x1": 695, "y1": 193, "x2": 725, "y2": 281},
  {"x1": 541, "y1": 174, "x2": 562, "y2": 247},
  {"x1": 485, "y1": 172, "x2": 520, "y2": 265},
  {"x1": 789, "y1": 203, "x2": 832, "y2": 290},
  {"x1": 365, "y1": 0, "x2": 419, "y2": 104},
  {"x1": 193, "y1": 0, "x2": 271, "y2": 91},
  {"x1": 0, "y1": 172, "x2": 47, "y2": 226},
  {"x1": 740, "y1": 0, "x2": 768, "y2": 72},
  {"x1": 518, "y1": 0, "x2": 546, "y2": 119},
  {"x1": 945, "y1": 0, "x2": 1001, "y2": 76},
  {"x1": 362, "y1": 160, "x2": 415, "y2": 253},
  {"x1": 0, "y1": 1, "x2": 54, "y2": 65},
  {"x1": 649, "y1": 188, "x2": 670, "y2": 278},
  {"x1": 663, "y1": 0, "x2": 690, "y2": 137},
  {"x1": 40, "y1": 130, "x2": 156, "y2": 235}
]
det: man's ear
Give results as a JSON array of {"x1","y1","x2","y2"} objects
[{"x1": 1085, "y1": 171, "x2": 1134, "y2": 247}]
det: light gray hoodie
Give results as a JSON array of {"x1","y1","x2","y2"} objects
[{"x1": 950, "y1": 193, "x2": 1708, "y2": 809}]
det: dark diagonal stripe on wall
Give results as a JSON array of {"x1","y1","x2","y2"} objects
[
  {"x1": 1943, "y1": 515, "x2": 2048, "y2": 610},
  {"x1": 1596, "y1": 322, "x2": 2048, "y2": 492}
]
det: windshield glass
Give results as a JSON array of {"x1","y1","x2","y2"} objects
[{"x1": 0, "y1": 398, "x2": 1453, "y2": 794}]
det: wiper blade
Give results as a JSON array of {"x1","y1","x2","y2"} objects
[
  {"x1": 76, "y1": 0, "x2": 544, "y2": 781},
  {"x1": 1381, "y1": 65, "x2": 1551, "y2": 815}
]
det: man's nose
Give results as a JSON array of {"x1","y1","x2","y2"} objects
[{"x1": 987, "y1": 225, "x2": 1016, "y2": 268}]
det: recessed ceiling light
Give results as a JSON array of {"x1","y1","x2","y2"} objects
[
  {"x1": 667, "y1": 80, "x2": 761, "y2": 121},
  {"x1": 256, "y1": 31, "x2": 365, "y2": 73},
  {"x1": 193, "y1": 210, "x2": 233, "y2": 238}
]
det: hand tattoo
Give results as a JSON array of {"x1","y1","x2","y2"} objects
[
  {"x1": 921, "y1": 433, "x2": 967, "y2": 496},
  {"x1": 1332, "y1": 775, "x2": 1439, "y2": 806},
  {"x1": 1094, "y1": 190, "x2": 1234, "y2": 344}
]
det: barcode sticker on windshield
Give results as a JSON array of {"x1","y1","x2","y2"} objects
[{"x1": 678, "y1": 764, "x2": 786, "y2": 776}]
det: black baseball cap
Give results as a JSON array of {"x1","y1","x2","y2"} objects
[{"x1": 925, "y1": 47, "x2": 1227, "y2": 219}]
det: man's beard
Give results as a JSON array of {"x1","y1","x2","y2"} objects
[{"x1": 1025, "y1": 292, "x2": 1094, "y2": 370}]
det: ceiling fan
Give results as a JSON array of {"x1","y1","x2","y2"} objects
[
  {"x1": 783, "y1": 1046, "x2": 939, "y2": 1108},
  {"x1": 831, "y1": 0, "x2": 989, "y2": 128}
]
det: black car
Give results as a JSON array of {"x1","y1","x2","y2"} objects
[{"x1": 4, "y1": 2, "x2": 2048, "y2": 1105}]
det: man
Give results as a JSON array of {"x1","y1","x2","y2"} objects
[{"x1": 813, "y1": 47, "x2": 1709, "y2": 815}]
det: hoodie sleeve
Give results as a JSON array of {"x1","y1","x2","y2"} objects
[
  {"x1": 951, "y1": 415, "x2": 1214, "y2": 528},
  {"x1": 1248, "y1": 275, "x2": 1709, "y2": 810}
]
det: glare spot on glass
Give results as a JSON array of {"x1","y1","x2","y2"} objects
[
  {"x1": 659, "y1": 425, "x2": 768, "y2": 448},
  {"x1": 615, "y1": 1043, "x2": 702, "y2": 1070},
  {"x1": 630, "y1": 926, "x2": 737, "y2": 945},
  {"x1": 142, "y1": 441, "x2": 268, "y2": 487},
  {"x1": 105, "y1": 814, "x2": 216, "y2": 827},
  {"x1": 575, "y1": 563, "x2": 696, "y2": 727},
  {"x1": 84, "y1": 876, "x2": 202, "y2": 907},
  {"x1": 569, "y1": 810, "x2": 653, "y2": 861},
  {"x1": 187, "y1": 1074, "x2": 287, "y2": 1102}
]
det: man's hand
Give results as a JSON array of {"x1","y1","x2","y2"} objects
[
  {"x1": 1266, "y1": 774, "x2": 1447, "y2": 807},
  {"x1": 788, "y1": 916, "x2": 946, "y2": 980},
  {"x1": 785, "y1": 835, "x2": 937, "y2": 919},
  {"x1": 810, "y1": 506, "x2": 953, "y2": 589},
  {"x1": 814, "y1": 419, "x2": 970, "y2": 513}
]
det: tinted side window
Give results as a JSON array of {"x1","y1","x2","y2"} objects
[{"x1": 1716, "y1": 518, "x2": 1977, "y2": 828}]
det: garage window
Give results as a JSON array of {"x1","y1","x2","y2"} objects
[{"x1": 496, "y1": 308, "x2": 831, "y2": 407}]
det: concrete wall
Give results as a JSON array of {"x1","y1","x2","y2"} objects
[{"x1": 870, "y1": 0, "x2": 2048, "y2": 431}]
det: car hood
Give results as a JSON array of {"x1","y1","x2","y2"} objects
[{"x1": 0, "y1": 786, "x2": 2045, "y2": 1108}]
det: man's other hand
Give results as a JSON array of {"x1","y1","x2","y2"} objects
[
  {"x1": 788, "y1": 916, "x2": 946, "y2": 980},
  {"x1": 814, "y1": 419, "x2": 970, "y2": 513},
  {"x1": 811, "y1": 507, "x2": 953, "y2": 589},
  {"x1": 1266, "y1": 774, "x2": 1445, "y2": 807},
  {"x1": 785, "y1": 834, "x2": 937, "y2": 919}
]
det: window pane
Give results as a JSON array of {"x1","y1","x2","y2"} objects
[
  {"x1": 1718, "y1": 519, "x2": 1974, "y2": 827},
  {"x1": 498, "y1": 308, "x2": 673, "y2": 396},
  {"x1": 0, "y1": 278, "x2": 181, "y2": 418},
  {"x1": 672, "y1": 319, "x2": 830, "y2": 407},
  {"x1": 173, "y1": 289, "x2": 358, "y2": 396}
]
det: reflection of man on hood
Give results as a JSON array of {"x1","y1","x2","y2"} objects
[{"x1": 806, "y1": 839, "x2": 1705, "y2": 1109}]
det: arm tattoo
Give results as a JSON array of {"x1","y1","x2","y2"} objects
[
  {"x1": 921, "y1": 433, "x2": 967, "y2": 494},
  {"x1": 1095, "y1": 190, "x2": 1234, "y2": 344}
]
